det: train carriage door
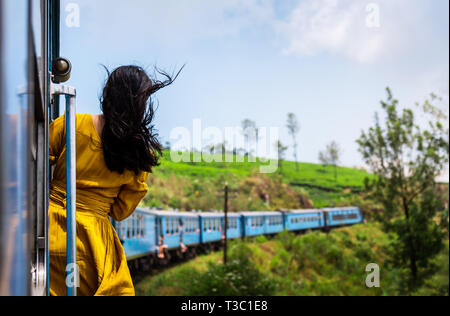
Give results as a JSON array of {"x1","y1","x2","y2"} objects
[{"x1": 0, "y1": 0, "x2": 68, "y2": 296}]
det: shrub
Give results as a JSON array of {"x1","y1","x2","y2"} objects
[{"x1": 184, "y1": 243, "x2": 277, "y2": 296}]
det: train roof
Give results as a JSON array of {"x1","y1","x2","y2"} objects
[
  {"x1": 239, "y1": 211, "x2": 282, "y2": 216},
  {"x1": 198, "y1": 212, "x2": 240, "y2": 217},
  {"x1": 288, "y1": 209, "x2": 323, "y2": 214},
  {"x1": 322, "y1": 206, "x2": 360, "y2": 212},
  {"x1": 136, "y1": 208, "x2": 199, "y2": 217}
]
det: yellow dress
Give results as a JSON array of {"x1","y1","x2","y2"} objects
[{"x1": 48, "y1": 113, "x2": 149, "y2": 296}]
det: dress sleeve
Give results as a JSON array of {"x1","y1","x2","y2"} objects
[
  {"x1": 110, "y1": 171, "x2": 149, "y2": 222},
  {"x1": 49, "y1": 114, "x2": 66, "y2": 166}
]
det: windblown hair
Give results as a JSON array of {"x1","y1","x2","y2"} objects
[{"x1": 100, "y1": 65, "x2": 181, "y2": 174}]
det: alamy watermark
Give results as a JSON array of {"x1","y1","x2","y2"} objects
[
  {"x1": 365, "y1": 263, "x2": 380, "y2": 288},
  {"x1": 66, "y1": 263, "x2": 80, "y2": 289},
  {"x1": 366, "y1": 3, "x2": 381, "y2": 28},
  {"x1": 169, "y1": 119, "x2": 280, "y2": 174},
  {"x1": 65, "y1": 3, "x2": 80, "y2": 28}
]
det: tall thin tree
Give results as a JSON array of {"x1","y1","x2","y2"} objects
[
  {"x1": 275, "y1": 140, "x2": 288, "y2": 174},
  {"x1": 319, "y1": 141, "x2": 341, "y2": 183},
  {"x1": 242, "y1": 119, "x2": 258, "y2": 158},
  {"x1": 287, "y1": 113, "x2": 300, "y2": 171}
]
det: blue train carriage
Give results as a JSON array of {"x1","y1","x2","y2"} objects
[
  {"x1": 240, "y1": 212, "x2": 267, "y2": 237},
  {"x1": 262, "y1": 212, "x2": 285, "y2": 235},
  {"x1": 153, "y1": 211, "x2": 201, "y2": 250},
  {"x1": 199, "y1": 212, "x2": 225, "y2": 243},
  {"x1": 322, "y1": 206, "x2": 363, "y2": 228},
  {"x1": 114, "y1": 208, "x2": 157, "y2": 261},
  {"x1": 285, "y1": 209, "x2": 324, "y2": 232},
  {"x1": 223, "y1": 213, "x2": 242, "y2": 240}
]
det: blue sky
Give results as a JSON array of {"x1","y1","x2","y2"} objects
[{"x1": 60, "y1": 0, "x2": 449, "y2": 180}]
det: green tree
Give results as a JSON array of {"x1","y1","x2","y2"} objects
[
  {"x1": 286, "y1": 113, "x2": 300, "y2": 171},
  {"x1": 275, "y1": 140, "x2": 288, "y2": 174},
  {"x1": 318, "y1": 141, "x2": 341, "y2": 183},
  {"x1": 357, "y1": 88, "x2": 449, "y2": 292},
  {"x1": 242, "y1": 119, "x2": 258, "y2": 157}
]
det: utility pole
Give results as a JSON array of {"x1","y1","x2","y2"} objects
[{"x1": 224, "y1": 182, "x2": 229, "y2": 265}]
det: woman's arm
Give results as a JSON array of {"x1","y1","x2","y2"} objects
[{"x1": 110, "y1": 171, "x2": 149, "y2": 222}]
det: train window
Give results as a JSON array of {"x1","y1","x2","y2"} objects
[
  {"x1": 166, "y1": 219, "x2": 169, "y2": 235},
  {"x1": 172, "y1": 218, "x2": 175, "y2": 234},
  {"x1": 135, "y1": 215, "x2": 138, "y2": 237},
  {"x1": 116, "y1": 222, "x2": 121, "y2": 238}
]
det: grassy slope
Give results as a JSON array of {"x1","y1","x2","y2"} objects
[
  {"x1": 156, "y1": 151, "x2": 371, "y2": 189},
  {"x1": 145, "y1": 151, "x2": 373, "y2": 209}
]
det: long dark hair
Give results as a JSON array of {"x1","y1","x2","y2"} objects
[{"x1": 100, "y1": 65, "x2": 181, "y2": 175}]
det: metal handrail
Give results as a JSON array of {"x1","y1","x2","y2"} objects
[{"x1": 50, "y1": 83, "x2": 77, "y2": 296}]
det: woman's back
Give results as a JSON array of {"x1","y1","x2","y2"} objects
[{"x1": 49, "y1": 113, "x2": 149, "y2": 222}]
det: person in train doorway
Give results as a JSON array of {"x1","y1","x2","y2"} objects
[
  {"x1": 178, "y1": 219, "x2": 187, "y2": 254},
  {"x1": 48, "y1": 65, "x2": 180, "y2": 296}
]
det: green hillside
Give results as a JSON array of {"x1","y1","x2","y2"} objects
[{"x1": 142, "y1": 151, "x2": 373, "y2": 210}]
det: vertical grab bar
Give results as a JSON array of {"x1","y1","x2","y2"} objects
[{"x1": 50, "y1": 84, "x2": 77, "y2": 296}]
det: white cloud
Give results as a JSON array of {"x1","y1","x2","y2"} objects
[
  {"x1": 66, "y1": 0, "x2": 442, "y2": 65},
  {"x1": 275, "y1": 0, "x2": 385, "y2": 63}
]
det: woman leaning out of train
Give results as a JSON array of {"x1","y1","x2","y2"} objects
[{"x1": 48, "y1": 65, "x2": 180, "y2": 296}]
